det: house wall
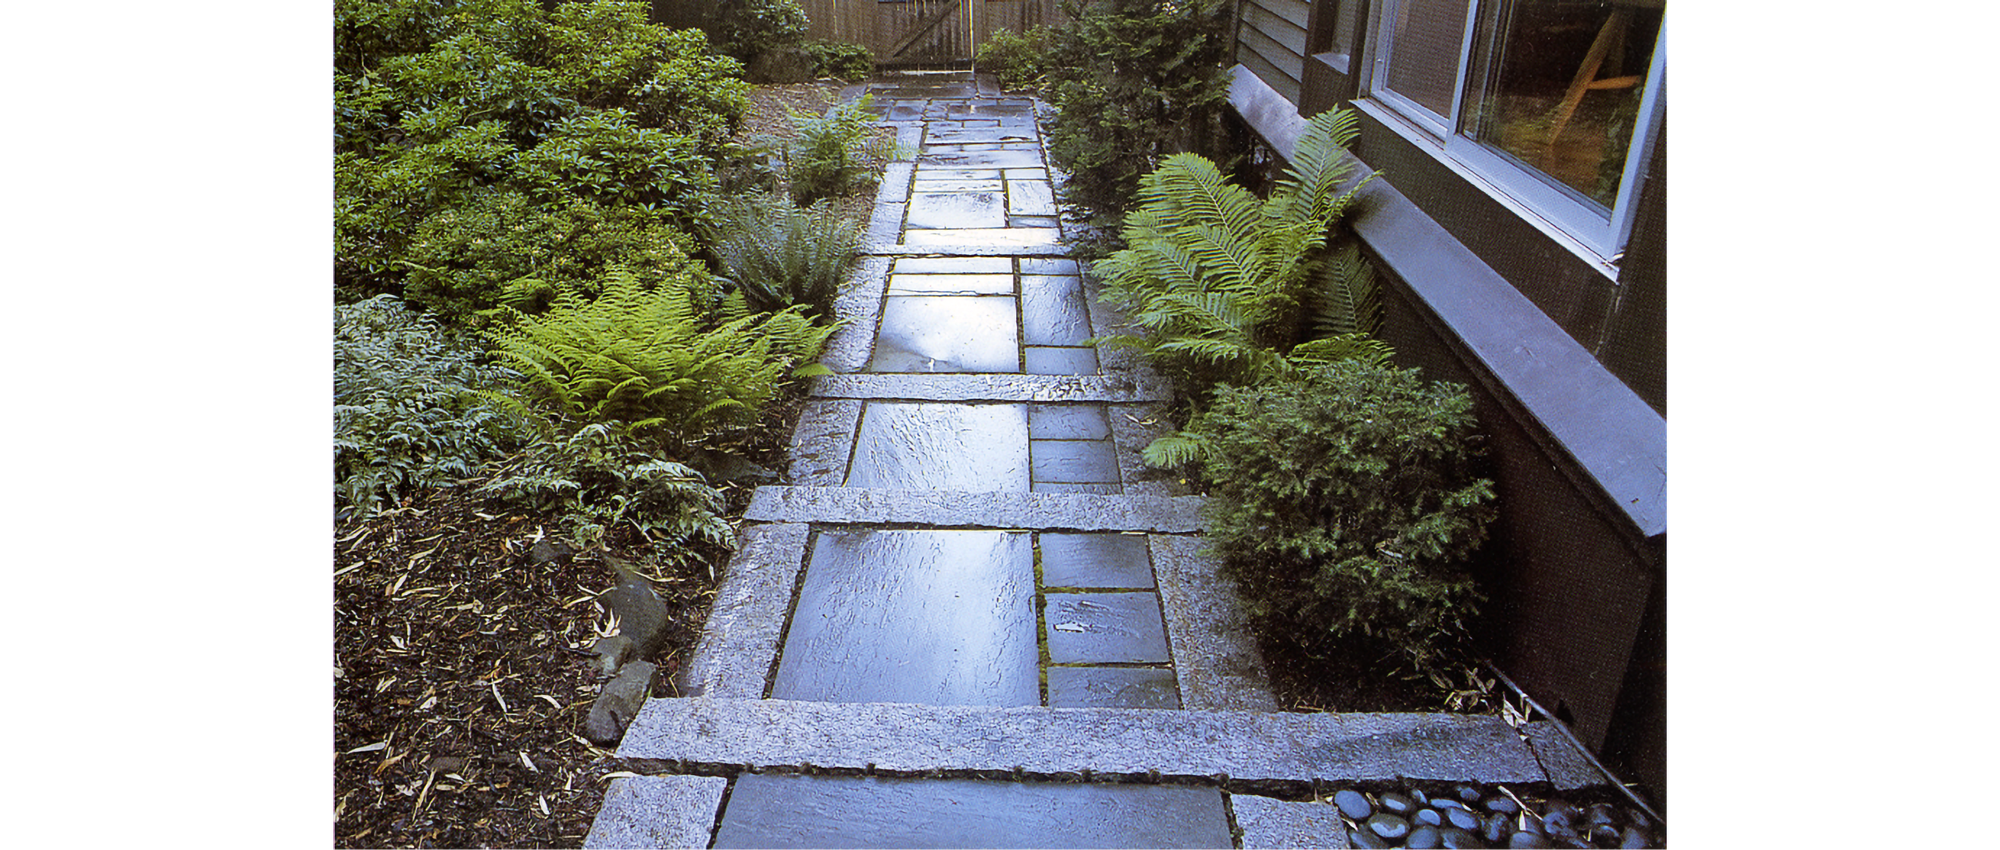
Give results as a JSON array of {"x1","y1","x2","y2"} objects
[{"x1": 1226, "y1": 0, "x2": 1666, "y2": 801}]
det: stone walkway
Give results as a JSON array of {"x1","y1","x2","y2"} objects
[{"x1": 584, "y1": 72, "x2": 1606, "y2": 849}]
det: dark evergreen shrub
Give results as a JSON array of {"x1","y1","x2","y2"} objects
[{"x1": 1190, "y1": 360, "x2": 1497, "y2": 667}]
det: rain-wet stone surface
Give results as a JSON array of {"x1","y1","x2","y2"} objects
[
  {"x1": 1040, "y1": 533, "x2": 1154, "y2": 588},
  {"x1": 1233, "y1": 795, "x2": 1353, "y2": 849},
  {"x1": 845, "y1": 402, "x2": 1029, "y2": 491},
  {"x1": 906, "y1": 190, "x2": 1007, "y2": 229},
  {"x1": 1046, "y1": 666, "x2": 1180, "y2": 709},
  {"x1": 1044, "y1": 592, "x2": 1171, "y2": 664},
  {"x1": 711, "y1": 774, "x2": 1233, "y2": 849},
  {"x1": 1025, "y1": 346, "x2": 1099, "y2": 375},
  {"x1": 1021, "y1": 274, "x2": 1091, "y2": 346},
  {"x1": 1028, "y1": 403, "x2": 1112, "y2": 440},
  {"x1": 867, "y1": 296, "x2": 1021, "y2": 373},
  {"x1": 1031, "y1": 439, "x2": 1121, "y2": 487},
  {"x1": 583, "y1": 775, "x2": 728, "y2": 849},
  {"x1": 771, "y1": 529, "x2": 1039, "y2": 706}
]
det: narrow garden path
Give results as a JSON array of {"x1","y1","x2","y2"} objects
[{"x1": 584, "y1": 72, "x2": 1607, "y2": 850}]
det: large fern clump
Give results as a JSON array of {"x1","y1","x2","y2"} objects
[
  {"x1": 1094, "y1": 107, "x2": 1387, "y2": 396},
  {"x1": 334, "y1": 295, "x2": 534, "y2": 514},
  {"x1": 704, "y1": 191, "x2": 861, "y2": 320},
  {"x1": 485, "y1": 268, "x2": 835, "y2": 452}
]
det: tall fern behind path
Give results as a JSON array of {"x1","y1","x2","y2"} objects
[
  {"x1": 1094, "y1": 107, "x2": 1384, "y2": 394},
  {"x1": 485, "y1": 269, "x2": 834, "y2": 451}
]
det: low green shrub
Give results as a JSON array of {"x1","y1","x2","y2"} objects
[
  {"x1": 1188, "y1": 360, "x2": 1497, "y2": 668},
  {"x1": 713, "y1": 0, "x2": 809, "y2": 60},
  {"x1": 512, "y1": 108, "x2": 716, "y2": 224},
  {"x1": 334, "y1": 295, "x2": 534, "y2": 514},
  {"x1": 485, "y1": 268, "x2": 835, "y2": 452},
  {"x1": 399, "y1": 191, "x2": 710, "y2": 324},
  {"x1": 479, "y1": 423, "x2": 734, "y2": 554},
  {"x1": 804, "y1": 39, "x2": 874, "y2": 81},
  {"x1": 974, "y1": 27, "x2": 1050, "y2": 91},
  {"x1": 704, "y1": 191, "x2": 861, "y2": 320}
]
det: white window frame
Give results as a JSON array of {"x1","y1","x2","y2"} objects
[{"x1": 1363, "y1": 0, "x2": 1666, "y2": 268}]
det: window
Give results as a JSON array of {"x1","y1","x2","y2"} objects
[{"x1": 1366, "y1": 0, "x2": 1665, "y2": 262}]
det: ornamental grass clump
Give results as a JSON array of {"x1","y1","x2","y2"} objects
[{"x1": 1188, "y1": 359, "x2": 1497, "y2": 668}]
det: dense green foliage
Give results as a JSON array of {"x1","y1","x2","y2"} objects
[
  {"x1": 479, "y1": 423, "x2": 734, "y2": 554},
  {"x1": 1189, "y1": 360, "x2": 1497, "y2": 667},
  {"x1": 975, "y1": 27, "x2": 1052, "y2": 91},
  {"x1": 804, "y1": 39, "x2": 875, "y2": 81},
  {"x1": 1095, "y1": 108, "x2": 1387, "y2": 397},
  {"x1": 778, "y1": 94, "x2": 897, "y2": 205},
  {"x1": 712, "y1": 0, "x2": 810, "y2": 60},
  {"x1": 485, "y1": 269, "x2": 835, "y2": 453},
  {"x1": 335, "y1": 295, "x2": 534, "y2": 513},
  {"x1": 1037, "y1": 0, "x2": 1236, "y2": 218},
  {"x1": 705, "y1": 192, "x2": 862, "y2": 320},
  {"x1": 334, "y1": 0, "x2": 747, "y2": 312}
]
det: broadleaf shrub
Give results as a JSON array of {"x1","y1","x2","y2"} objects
[
  {"x1": 334, "y1": 295, "x2": 533, "y2": 514},
  {"x1": 804, "y1": 39, "x2": 874, "y2": 81},
  {"x1": 974, "y1": 27, "x2": 1051, "y2": 91},
  {"x1": 1189, "y1": 360, "x2": 1497, "y2": 668}
]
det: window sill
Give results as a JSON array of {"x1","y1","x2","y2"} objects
[{"x1": 1350, "y1": 97, "x2": 1624, "y2": 282}]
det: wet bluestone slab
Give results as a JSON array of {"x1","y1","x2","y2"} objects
[
  {"x1": 914, "y1": 168, "x2": 1003, "y2": 182},
  {"x1": 617, "y1": 698, "x2": 1552, "y2": 786},
  {"x1": 920, "y1": 149, "x2": 1045, "y2": 169},
  {"x1": 907, "y1": 179, "x2": 1005, "y2": 193},
  {"x1": 1046, "y1": 667, "x2": 1181, "y2": 710},
  {"x1": 1045, "y1": 592, "x2": 1171, "y2": 664},
  {"x1": 901, "y1": 227, "x2": 1061, "y2": 249},
  {"x1": 1021, "y1": 274, "x2": 1091, "y2": 346},
  {"x1": 584, "y1": 775, "x2": 728, "y2": 849},
  {"x1": 812, "y1": 373, "x2": 1174, "y2": 403},
  {"x1": 771, "y1": 530, "x2": 1039, "y2": 706},
  {"x1": 1028, "y1": 404, "x2": 1112, "y2": 440},
  {"x1": 867, "y1": 296, "x2": 1020, "y2": 373},
  {"x1": 712, "y1": 774, "x2": 1232, "y2": 849},
  {"x1": 894, "y1": 256, "x2": 1012, "y2": 274},
  {"x1": 927, "y1": 125, "x2": 1034, "y2": 143},
  {"x1": 743, "y1": 487, "x2": 1206, "y2": 533},
  {"x1": 1024, "y1": 346, "x2": 1098, "y2": 375},
  {"x1": 1008, "y1": 180, "x2": 1057, "y2": 216},
  {"x1": 1031, "y1": 439, "x2": 1121, "y2": 485},
  {"x1": 1040, "y1": 533, "x2": 1154, "y2": 588},
  {"x1": 887, "y1": 273, "x2": 1014, "y2": 295},
  {"x1": 906, "y1": 191, "x2": 1006, "y2": 229},
  {"x1": 1021, "y1": 257, "x2": 1079, "y2": 275},
  {"x1": 846, "y1": 402, "x2": 1029, "y2": 492},
  {"x1": 1033, "y1": 482, "x2": 1122, "y2": 495}
]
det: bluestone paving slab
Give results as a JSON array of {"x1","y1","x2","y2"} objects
[
  {"x1": 677, "y1": 524, "x2": 809, "y2": 699},
  {"x1": 1047, "y1": 667, "x2": 1180, "y2": 709},
  {"x1": 1024, "y1": 346, "x2": 1099, "y2": 375},
  {"x1": 1031, "y1": 439, "x2": 1121, "y2": 484},
  {"x1": 845, "y1": 402, "x2": 1029, "y2": 491},
  {"x1": 1028, "y1": 403, "x2": 1112, "y2": 440},
  {"x1": 1022, "y1": 274, "x2": 1091, "y2": 345},
  {"x1": 617, "y1": 698, "x2": 1550, "y2": 787},
  {"x1": 906, "y1": 191, "x2": 1007, "y2": 229},
  {"x1": 894, "y1": 256, "x2": 1012, "y2": 274},
  {"x1": 1522, "y1": 721, "x2": 1609, "y2": 790},
  {"x1": 915, "y1": 167, "x2": 1003, "y2": 181},
  {"x1": 1008, "y1": 180, "x2": 1057, "y2": 216},
  {"x1": 867, "y1": 295, "x2": 1020, "y2": 373},
  {"x1": 887, "y1": 273, "x2": 1015, "y2": 295},
  {"x1": 744, "y1": 486, "x2": 1206, "y2": 533},
  {"x1": 1040, "y1": 533, "x2": 1154, "y2": 588},
  {"x1": 1231, "y1": 795, "x2": 1353, "y2": 849},
  {"x1": 906, "y1": 178, "x2": 1005, "y2": 192},
  {"x1": 772, "y1": 530, "x2": 1039, "y2": 706},
  {"x1": 811, "y1": 373, "x2": 1174, "y2": 403},
  {"x1": 901, "y1": 227, "x2": 1061, "y2": 248},
  {"x1": 1020, "y1": 257, "x2": 1078, "y2": 274},
  {"x1": 1150, "y1": 535, "x2": 1279, "y2": 711},
  {"x1": 1032, "y1": 482, "x2": 1123, "y2": 495},
  {"x1": 712, "y1": 774, "x2": 1232, "y2": 849},
  {"x1": 920, "y1": 149, "x2": 1045, "y2": 169},
  {"x1": 584, "y1": 775, "x2": 728, "y2": 849},
  {"x1": 1045, "y1": 592, "x2": 1172, "y2": 664},
  {"x1": 866, "y1": 241, "x2": 1071, "y2": 257},
  {"x1": 1010, "y1": 215, "x2": 1062, "y2": 229}
]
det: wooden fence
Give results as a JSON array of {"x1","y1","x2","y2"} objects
[{"x1": 801, "y1": 0, "x2": 1067, "y2": 67}]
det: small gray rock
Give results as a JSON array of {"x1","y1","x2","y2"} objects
[
  {"x1": 1619, "y1": 826, "x2": 1654, "y2": 848},
  {"x1": 1407, "y1": 825, "x2": 1443, "y2": 848},
  {"x1": 530, "y1": 538, "x2": 575, "y2": 565},
  {"x1": 1508, "y1": 831, "x2": 1550, "y2": 849},
  {"x1": 1414, "y1": 808, "x2": 1446, "y2": 828},
  {"x1": 1334, "y1": 789, "x2": 1373, "y2": 820},
  {"x1": 583, "y1": 661, "x2": 657, "y2": 745},
  {"x1": 1437, "y1": 828, "x2": 1481, "y2": 849},
  {"x1": 1484, "y1": 795, "x2": 1521, "y2": 815},
  {"x1": 591, "y1": 636, "x2": 636, "y2": 679},
  {"x1": 602, "y1": 566, "x2": 670, "y2": 657},
  {"x1": 1367, "y1": 813, "x2": 1411, "y2": 841},
  {"x1": 1348, "y1": 828, "x2": 1392, "y2": 849},
  {"x1": 1445, "y1": 807, "x2": 1482, "y2": 831},
  {"x1": 1380, "y1": 792, "x2": 1416, "y2": 815}
]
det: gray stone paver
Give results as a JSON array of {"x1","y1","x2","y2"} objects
[{"x1": 590, "y1": 72, "x2": 1562, "y2": 849}]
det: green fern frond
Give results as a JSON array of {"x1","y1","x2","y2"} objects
[{"x1": 1142, "y1": 433, "x2": 1215, "y2": 470}]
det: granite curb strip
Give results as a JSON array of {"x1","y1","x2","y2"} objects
[
  {"x1": 675, "y1": 523, "x2": 810, "y2": 699},
  {"x1": 583, "y1": 775, "x2": 727, "y2": 849},
  {"x1": 819, "y1": 256, "x2": 889, "y2": 373},
  {"x1": 810, "y1": 373, "x2": 1175, "y2": 402},
  {"x1": 784, "y1": 399, "x2": 864, "y2": 487},
  {"x1": 615, "y1": 698, "x2": 1552, "y2": 790},
  {"x1": 743, "y1": 486, "x2": 1206, "y2": 532},
  {"x1": 1151, "y1": 535, "x2": 1280, "y2": 712}
]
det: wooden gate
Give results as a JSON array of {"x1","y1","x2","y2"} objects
[{"x1": 802, "y1": 0, "x2": 1065, "y2": 69}]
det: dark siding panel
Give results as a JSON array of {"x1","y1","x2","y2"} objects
[
  {"x1": 1251, "y1": 0, "x2": 1312, "y2": 29},
  {"x1": 1236, "y1": 36, "x2": 1303, "y2": 105},
  {"x1": 1241, "y1": 2, "x2": 1309, "y2": 55},
  {"x1": 1597, "y1": 127, "x2": 1666, "y2": 415}
]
